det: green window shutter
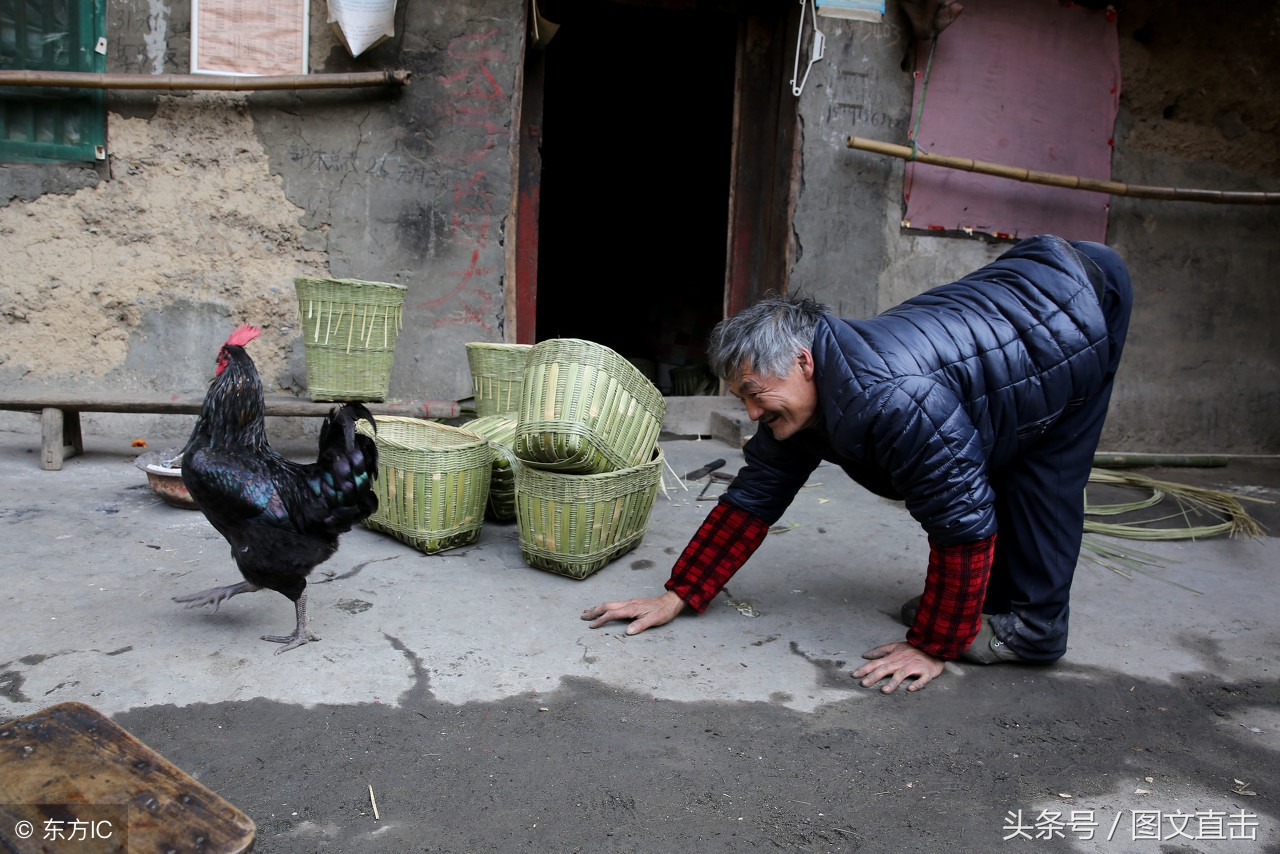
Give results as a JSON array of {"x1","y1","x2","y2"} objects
[{"x1": 0, "y1": 0, "x2": 106, "y2": 163}]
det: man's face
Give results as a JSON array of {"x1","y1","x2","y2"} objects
[{"x1": 727, "y1": 349, "x2": 819, "y2": 440}]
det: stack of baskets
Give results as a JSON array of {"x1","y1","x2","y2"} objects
[
  {"x1": 363, "y1": 335, "x2": 667, "y2": 572},
  {"x1": 294, "y1": 277, "x2": 407, "y2": 402},
  {"x1": 356, "y1": 416, "x2": 492, "y2": 554},
  {"x1": 507, "y1": 338, "x2": 667, "y2": 580}
]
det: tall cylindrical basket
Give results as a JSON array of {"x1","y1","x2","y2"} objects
[
  {"x1": 514, "y1": 448, "x2": 664, "y2": 579},
  {"x1": 356, "y1": 416, "x2": 492, "y2": 554},
  {"x1": 465, "y1": 342, "x2": 534, "y2": 417},
  {"x1": 295, "y1": 277, "x2": 407, "y2": 401},
  {"x1": 462, "y1": 412, "x2": 521, "y2": 522}
]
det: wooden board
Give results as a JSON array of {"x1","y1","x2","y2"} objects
[
  {"x1": 0, "y1": 702, "x2": 255, "y2": 853},
  {"x1": 0, "y1": 394, "x2": 462, "y2": 469},
  {"x1": 0, "y1": 392, "x2": 459, "y2": 419}
]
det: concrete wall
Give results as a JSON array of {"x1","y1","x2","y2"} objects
[
  {"x1": 791, "y1": 2, "x2": 1279, "y2": 454},
  {"x1": 1, "y1": 0, "x2": 1277, "y2": 453}
]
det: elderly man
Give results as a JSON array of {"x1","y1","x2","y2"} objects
[{"x1": 583, "y1": 234, "x2": 1133, "y2": 693}]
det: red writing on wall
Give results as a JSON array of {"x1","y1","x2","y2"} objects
[
  {"x1": 426, "y1": 29, "x2": 509, "y2": 331},
  {"x1": 440, "y1": 28, "x2": 509, "y2": 165},
  {"x1": 421, "y1": 170, "x2": 497, "y2": 329}
]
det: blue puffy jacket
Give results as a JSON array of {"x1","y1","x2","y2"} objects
[{"x1": 722, "y1": 234, "x2": 1114, "y2": 546}]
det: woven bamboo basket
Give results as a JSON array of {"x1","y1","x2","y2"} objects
[
  {"x1": 294, "y1": 277, "x2": 407, "y2": 402},
  {"x1": 514, "y1": 448, "x2": 664, "y2": 579},
  {"x1": 625, "y1": 356, "x2": 657, "y2": 383},
  {"x1": 515, "y1": 338, "x2": 665, "y2": 475},
  {"x1": 356, "y1": 416, "x2": 491, "y2": 554},
  {"x1": 466, "y1": 342, "x2": 534, "y2": 417},
  {"x1": 462, "y1": 412, "x2": 521, "y2": 522},
  {"x1": 670, "y1": 363, "x2": 718, "y2": 396}
]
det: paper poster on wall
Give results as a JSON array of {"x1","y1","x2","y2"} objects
[
  {"x1": 191, "y1": 0, "x2": 309, "y2": 76},
  {"x1": 902, "y1": 0, "x2": 1120, "y2": 242},
  {"x1": 328, "y1": 0, "x2": 398, "y2": 58},
  {"x1": 816, "y1": 0, "x2": 884, "y2": 22}
]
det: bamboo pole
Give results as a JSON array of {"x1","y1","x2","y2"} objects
[
  {"x1": 1093, "y1": 452, "x2": 1230, "y2": 468},
  {"x1": 847, "y1": 135, "x2": 1280, "y2": 205},
  {"x1": 0, "y1": 392, "x2": 460, "y2": 419},
  {"x1": 0, "y1": 69, "x2": 410, "y2": 91}
]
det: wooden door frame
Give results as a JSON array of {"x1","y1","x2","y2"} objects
[
  {"x1": 508, "y1": 38, "x2": 543, "y2": 345},
  {"x1": 724, "y1": 4, "x2": 801, "y2": 318},
  {"x1": 506, "y1": 0, "x2": 541, "y2": 344}
]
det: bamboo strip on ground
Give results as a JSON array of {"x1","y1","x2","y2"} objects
[
  {"x1": 1078, "y1": 468, "x2": 1270, "y2": 590},
  {"x1": 1086, "y1": 468, "x2": 1269, "y2": 540}
]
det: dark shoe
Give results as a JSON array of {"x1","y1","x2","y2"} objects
[
  {"x1": 960, "y1": 616, "x2": 1026, "y2": 665},
  {"x1": 899, "y1": 595, "x2": 921, "y2": 628}
]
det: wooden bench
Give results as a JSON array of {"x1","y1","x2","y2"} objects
[
  {"x1": 0, "y1": 701, "x2": 256, "y2": 853},
  {"x1": 0, "y1": 392, "x2": 461, "y2": 470}
]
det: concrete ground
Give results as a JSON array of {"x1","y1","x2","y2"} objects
[{"x1": 1, "y1": 419, "x2": 1277, "y2": 853}]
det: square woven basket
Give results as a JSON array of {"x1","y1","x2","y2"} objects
[
  {"x1": 465, "y1": 342, "x2": 534, "y2": 417},
  {"x1": 515, "y1": 338, "x2": 665, "y2": 475},
  {"x1": 461, "y1": 412, "x2": 521, "y2": 522},
  {"x1": 357, "y1": 416, "x2": 492, "y2": 554},
  {"x1": 514, "y1": 448, "x2": 664, "y2": 579},
  {"x1": 295, "y1": 277, "x2": 407, "y2": 402}
]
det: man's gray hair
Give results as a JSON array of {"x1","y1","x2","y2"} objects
[{"x1": 707, "y1": 293, "x2": 830, "y2": 382}]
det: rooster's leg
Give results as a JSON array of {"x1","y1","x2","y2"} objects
[
  {"x1": 173, "y1": 581, "x2": 261, "y2": 612},
  {"x1": 262, "y1": 592, "x2": 321, "y2": 654}
]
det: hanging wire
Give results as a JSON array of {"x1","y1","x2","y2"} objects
[
  {"x1": 907, "y1": 36, "x2": 938, "y2": 152},
  {"x1": 790, "y1": 0, "x2": 826, "y2": 97},
  {"x1": 902, "y1": 36, "x2": 937, "y2": 208}
]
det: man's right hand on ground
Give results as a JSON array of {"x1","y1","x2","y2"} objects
[{"x1": 582, "y1": 590, "x2": 687, "y2": 635}]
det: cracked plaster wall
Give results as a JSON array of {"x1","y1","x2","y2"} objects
[{"x1": 1, "y1": 0, "x2": 520, "y2": 441}]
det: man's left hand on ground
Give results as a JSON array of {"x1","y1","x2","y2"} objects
[
  {"x1": 581, "y1": 590, "x2": 687, "y2": 635},
  {"x1": 853, "y1": 641, "x2": 945, "y2": 693}
]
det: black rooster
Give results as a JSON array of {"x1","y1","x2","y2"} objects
[{"x1": 174, "y1": 324, "x2": 379, "y2": 653}]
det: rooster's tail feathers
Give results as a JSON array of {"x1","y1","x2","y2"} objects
[
  {"x1": 315, "y1": 403, "x2": 380, "y2": 531},
  {"x1": 318, "y1": 402, "x2": 377, "y2": 450}
]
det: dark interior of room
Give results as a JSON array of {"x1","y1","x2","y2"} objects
[{"x1": 534, "y1": 0, "x2": 737, "y2": 392}]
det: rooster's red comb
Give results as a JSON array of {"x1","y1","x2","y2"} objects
[{"x1": 224, "y1": 324, "x2": 261, "y2": 348}]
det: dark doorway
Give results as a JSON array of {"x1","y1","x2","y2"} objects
[
  {"x1": 533, "y1": 1, "x2": 738, "y2": 393},
  {"x1": 513, "y1": 0, "x2": 799, "y2": 393}
]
